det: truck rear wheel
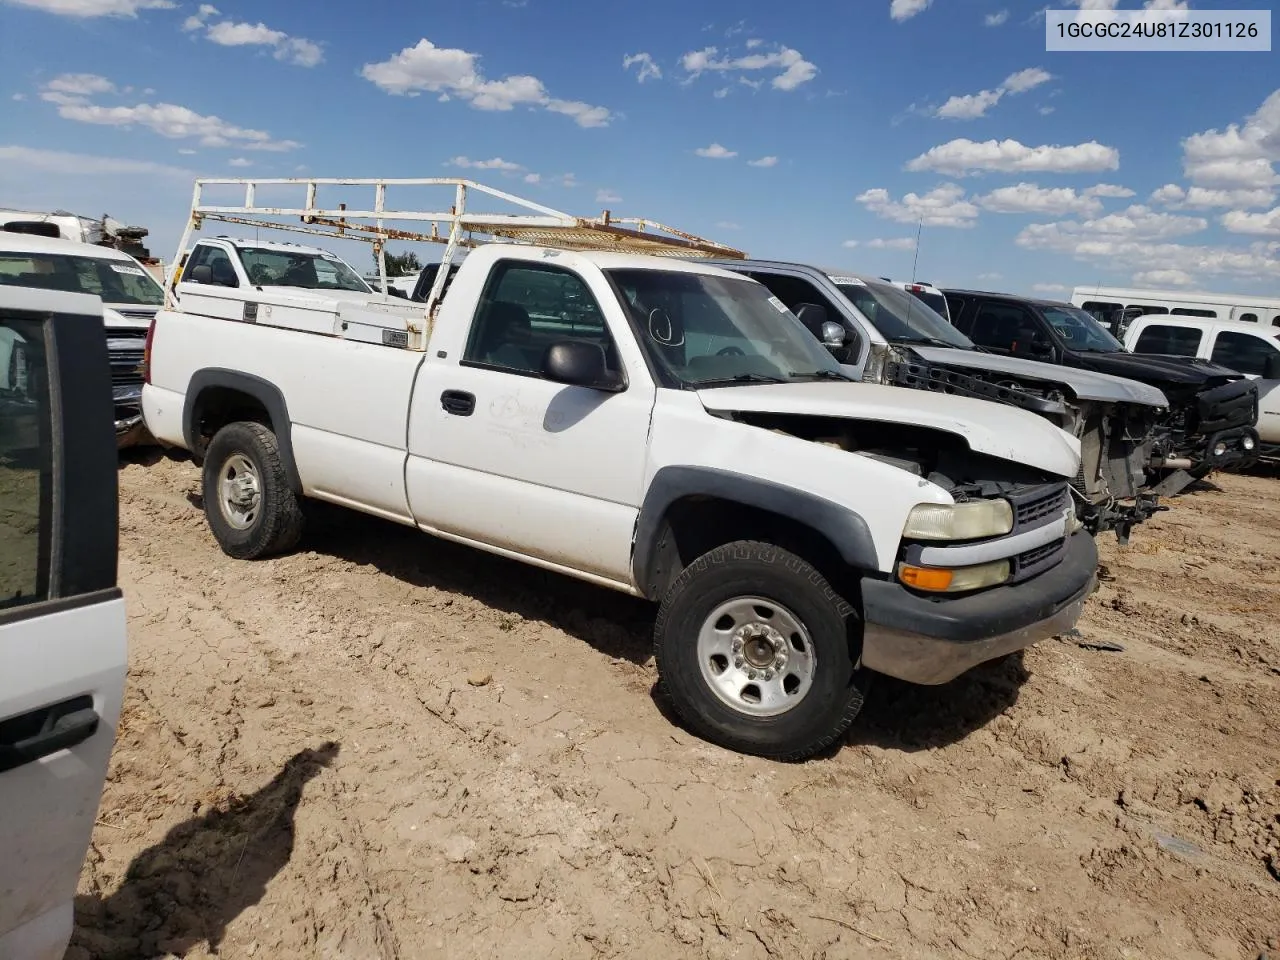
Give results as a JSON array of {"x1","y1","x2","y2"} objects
[
  {"x1": 202, "y1": 421, "x2": 304, "y2": 560},
  {"x1": 654, "y1": 541, "x2": 869, "y2": 760}
]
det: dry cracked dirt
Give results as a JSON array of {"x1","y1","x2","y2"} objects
[{"x1": 69, "y1": 452, "x2": 1279, "y2": 960}]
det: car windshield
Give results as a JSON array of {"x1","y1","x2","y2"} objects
[
  {"x1": 832, "y1": 278, "x2": 971, "y2": 348},
  {"x1": 238, "y1": 247, "x2": 371, "y2": 293},
  {"x1": 606, "y1": 269, "x2": 849, "y2": 387},
  {"x1": 0, "y1": 251, "x2": 163, "y2": 305},
  {"x1": 1042, "y1": 305, "x2": 1124, "y2": 353}
]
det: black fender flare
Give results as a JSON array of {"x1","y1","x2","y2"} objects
[
  {"x1": 631, "y1": 465, "x2": 880, "y2": 600},
  {"x1": 183, "y1": 368, "x2": 302, "y2": 493}
]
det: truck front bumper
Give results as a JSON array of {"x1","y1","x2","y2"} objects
[{"x1": 860, "y1": 531, "x2": 1098, "y2": 685}]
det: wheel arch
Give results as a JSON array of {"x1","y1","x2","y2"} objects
[
  {"x1": 632, "y1": 466, "x2": 880, "y2": 602},
  {"x1": 183, "y1": 368, "x2": 301, "y2": 493}
]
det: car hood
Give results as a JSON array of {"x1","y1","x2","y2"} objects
[
  {"x1": 911, "y1": 345, "x2": 1168, "y2": 407},
  {"x1": 696, "y1": 381, "x2": 1081, "y2": 479},
  {"x1": 1077, "y1": 350, "x2": 1242, "y2": 386}
]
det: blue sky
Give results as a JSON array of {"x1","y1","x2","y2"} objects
[{"x1": 1, "y1": 0, "x2": 1277, "y2": 296}]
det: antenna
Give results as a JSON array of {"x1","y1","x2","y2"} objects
[{"x1": 910, "y1": 217, "x2": 922, "y2": 283}]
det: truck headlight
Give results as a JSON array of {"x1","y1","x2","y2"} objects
[
  {"x1": 898, "y1": 559, "x2": 1010, "y2": 593},
  {"x1": 902, "y1": 499, "x2": 1014, "y2": 541}
]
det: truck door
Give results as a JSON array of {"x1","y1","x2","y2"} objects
[
  {"x1": 406, "y1": 259, "x2": 656, "y2": 585},
  {"x1": 0, "y1": 289, "x2": 127, "y2": 960}
]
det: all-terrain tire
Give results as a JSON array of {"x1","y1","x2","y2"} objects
[
  {"x1": 202, "y1": 421, "x2": 304, "y2": 560},
  {"x1": 654, "y1": 540, "x2": 869, "y2": 761}
]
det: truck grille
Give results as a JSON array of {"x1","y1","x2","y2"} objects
[
  {"x1": 113, "y1": 308, "x2": 158, "y2": 321},
  {"x1": 1010, "y1": 537, "x2": 1067, "y2": 583},
  {"x1": 107, "y1": 330, "x2": 147, "y2": 387},
  {"x1": 1008, "y1": 484, "x2": 1069, "y2": 532}
]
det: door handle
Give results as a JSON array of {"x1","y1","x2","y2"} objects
[
  {"x1": 0, "y1": 695, "x2": 99, "y2": 773},
  {"x1": 440, "y1": 390, "x2": 476, "y2": 417}
]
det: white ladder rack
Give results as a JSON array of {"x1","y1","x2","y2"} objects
[{"x1": 173, "y1": 177, "x2": 745, "y2": 316}]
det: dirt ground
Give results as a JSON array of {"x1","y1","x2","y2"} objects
[{"x1": 70, "y1": 453, "x2": 1279, "y2": 960}]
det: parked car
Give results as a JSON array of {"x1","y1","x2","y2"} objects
[
  {"x1": 0, "y1": 285, "x2": 126, "y2": 960},
  {"x1": 143, "y1": 178, "x2": 1098, "y2": 760},
  {"x1": 705, "y1": 260, "x2": 1167, "y2": 541},
  {"x1": 942, "y1": 289, "x2": 1259, "y2": 492},
  {"x1": 0, "y1": 232, "x2": 164, "y2": 447},
  {"x1": 1124, "y1": 315, "x2": 1280, "y2": 457}
]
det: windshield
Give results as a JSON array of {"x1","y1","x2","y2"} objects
[
  {"x1": 238, "y1": 247, "x2": 371, "y2": 293},
  {"x1": 833, "y1": 279, "x2": 971, "y2": 348},
  {"x1": 606, "y1": 269, "x2": 848, "y2": 387},
  {"x1": 1042, "y1": 306, "x2": 1124, "y2": 353},
  {"x1": 0, "y1": 251, "x2": 163, "y2": 305}
]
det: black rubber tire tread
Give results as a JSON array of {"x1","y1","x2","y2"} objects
[
  {"x1": 654, "y1": 540, "x2": 869, "y2": 761},
  {"x1": 202, "y1": 421, "x2": 304, "y2": 560}
]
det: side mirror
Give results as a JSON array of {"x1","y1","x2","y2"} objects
[
  {"x1": 820, "y1": 320, "x2": 846, "y2": 349},
  {"x1": 1264, "y1": 352, "x2": 1280, "y2": 379},
  {"x1": 542, "y1": 341, "x2": 623, "y2": 391},
  {"x1": 188, "y1": 264, "x2": 212, "y2": 284}
]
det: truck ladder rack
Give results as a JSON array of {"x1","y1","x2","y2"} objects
[{"x1": 172, "y1": 177, "x2": 746, "y2": 319}]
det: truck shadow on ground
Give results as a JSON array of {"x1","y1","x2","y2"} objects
[
  {"x1": 69, "y1": 742, "x2": 339, "y2": 960},
  {"x1": 301, "y1": 505, "x2": 1026, "y2": 752}
]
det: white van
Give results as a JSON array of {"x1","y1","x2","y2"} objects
[{"x1": 1073, "y1": 285, "x2": 1280, "y2": 337}]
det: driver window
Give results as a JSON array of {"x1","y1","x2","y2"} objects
[
  {"x1": 968, "y1": 302, "x2": 1049, "y2": 357},
  {"x1": 464, "y1": 262, "x2": 613, "y2": 377},
  {"x1": 186, "y1": 245, "x2": 238, "y2": 287},
  {"x1": 1210, "y1": 331, "x2": 1276, "y2": 377}
]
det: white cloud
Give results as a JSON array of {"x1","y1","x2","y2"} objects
[
  {"x1": 448, "y1": 156, "x2": 523, "y2": 171},
  {"x1": 44, "y1": 73, "x2": 116, "y2": 96},
  {"x1": 1032, "y1": 283, "x2": 1068, "y2": 293},
  {"x1": 181, "y1": 2, "x2": 217, "y2": 29},
  {"x1": 935, "y1": 67, "x2": 1052, "y2": 120},
  {"x1": 679, "y1": 43, "x2": 817, "y2": 91},
  {"x1": 695, "y1": 142, "x2": 737, "y2": 159},
  {"x1": 39, "y1": 78, "x2": 301, "y2": 151},
  {"x1": 746, "y1": 38, "x2": 762, "y2": 48},
  {"x1": 1038, "y1": 105, "x2": 1055, "y2": 116},
  {"x1": 228, "y1": 157, "x2": 251, "y2": 167},
  {"x1": 1019, "y1": 204, "x2": 1207, "y2": 244},
  {"x1": 937, "y1": 89, "x2": 1004, "y2": 121},
  {"x1": 1133, "y1": 269, "x2": 1195, "y2": 287},
  {"x1": 522, "y1": 172, "x2": 540, "y2": 184},
  {"x1": 713, "y1": 86, "x2": 731, "y2": 99},
  {"x1": 1150, "y1": 183, "x2": 1276, "y2": 209},
  {"x1": 623, "y1": 52, "x2": 662, "y2": 83},
  {"x1": 1181, "y1": 89, "x2": 1280, "y2": 189},
  {"x1": 977, "y1": 272, "x2": 1003, "y2": 280},
  {"x1": 747, "y1": 155, "x2": 778, "y2": 167},
  {"x1": 362, "y1": 39, "x2": 612, "y2": 127},
  {"x1": 857, "y1": 183, "x2": 980, "y2": 228},
  {"x1": 1221, "y1": 207, "x2": 1280, "y2": 237},
  {"x1": 977, "y1": 183, "x2": 1104, "y2": 216},
  {"x1": 0, "y1": 144, "x2": 190, "y2": 176},
  {"x1": 557, "y1": 173, "x2": 578, "y2": 188},
  {"x1": 1084, "y1": 183, "x2": 1135, "y2": 198},
  {"x1": 11, "y1": 93, "x2": 26, "y2": 101},
  {"x1": 595, "y1": 189, "x2": 622, "y2": 204},
  {"x1": 177, "y1": 148, "x2": 197, "y2": 155},
  {"x1": 984, "y1": 9, "x2": 1009, "y2": 25},
  {"x1": 183, "y1": 5, "x2": 323, "y2": 67},
  {"x1": 2, "y1": 0, "x2": 172, "y2": 16},
  {"x1": 715, "y1": 221, "x2": 741, "y2": 230},
  {"x1": 890, "y1": 0, "x2": 932, "y2": 21},
  {"x1": 907, "y1": 138, "x2": 1120, "y2": 175},
  {"x1": 867, "y1": 237, "x2": 918, "y2": 250}
]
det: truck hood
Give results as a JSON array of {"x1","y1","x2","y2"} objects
[
  {"x1": 912, "y1": 345, "x2": 1168, "y2": 408},
  {"x1": 1077, "y1": 350, "x2": 1242, "y2": 387},
  {"x1": 696, "y1": 381, "x2": 1081, "y2": 479}
]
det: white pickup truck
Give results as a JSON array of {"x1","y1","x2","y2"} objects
[{"x1": 141, "y1": 179, "x2": 1098, "y2": 758}]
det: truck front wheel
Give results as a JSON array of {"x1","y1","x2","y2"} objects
[
  {"x1": 202, "y1": 421, "x2": 304, "y2": 560},
  {"x1": 654, "y1": 541, "x2": 869, "y2": 760}
]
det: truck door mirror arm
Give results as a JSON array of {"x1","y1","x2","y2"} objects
[{"x1": 541, "y1": 341, "x2": 625, "y2": 392}]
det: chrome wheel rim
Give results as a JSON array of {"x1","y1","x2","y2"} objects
[
  {"x1": 217, "y1": 454, "x2": 261, "y2": 530},
  {"x1": 696, "y1": 597, "x2": 816, "y2": 717}
]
